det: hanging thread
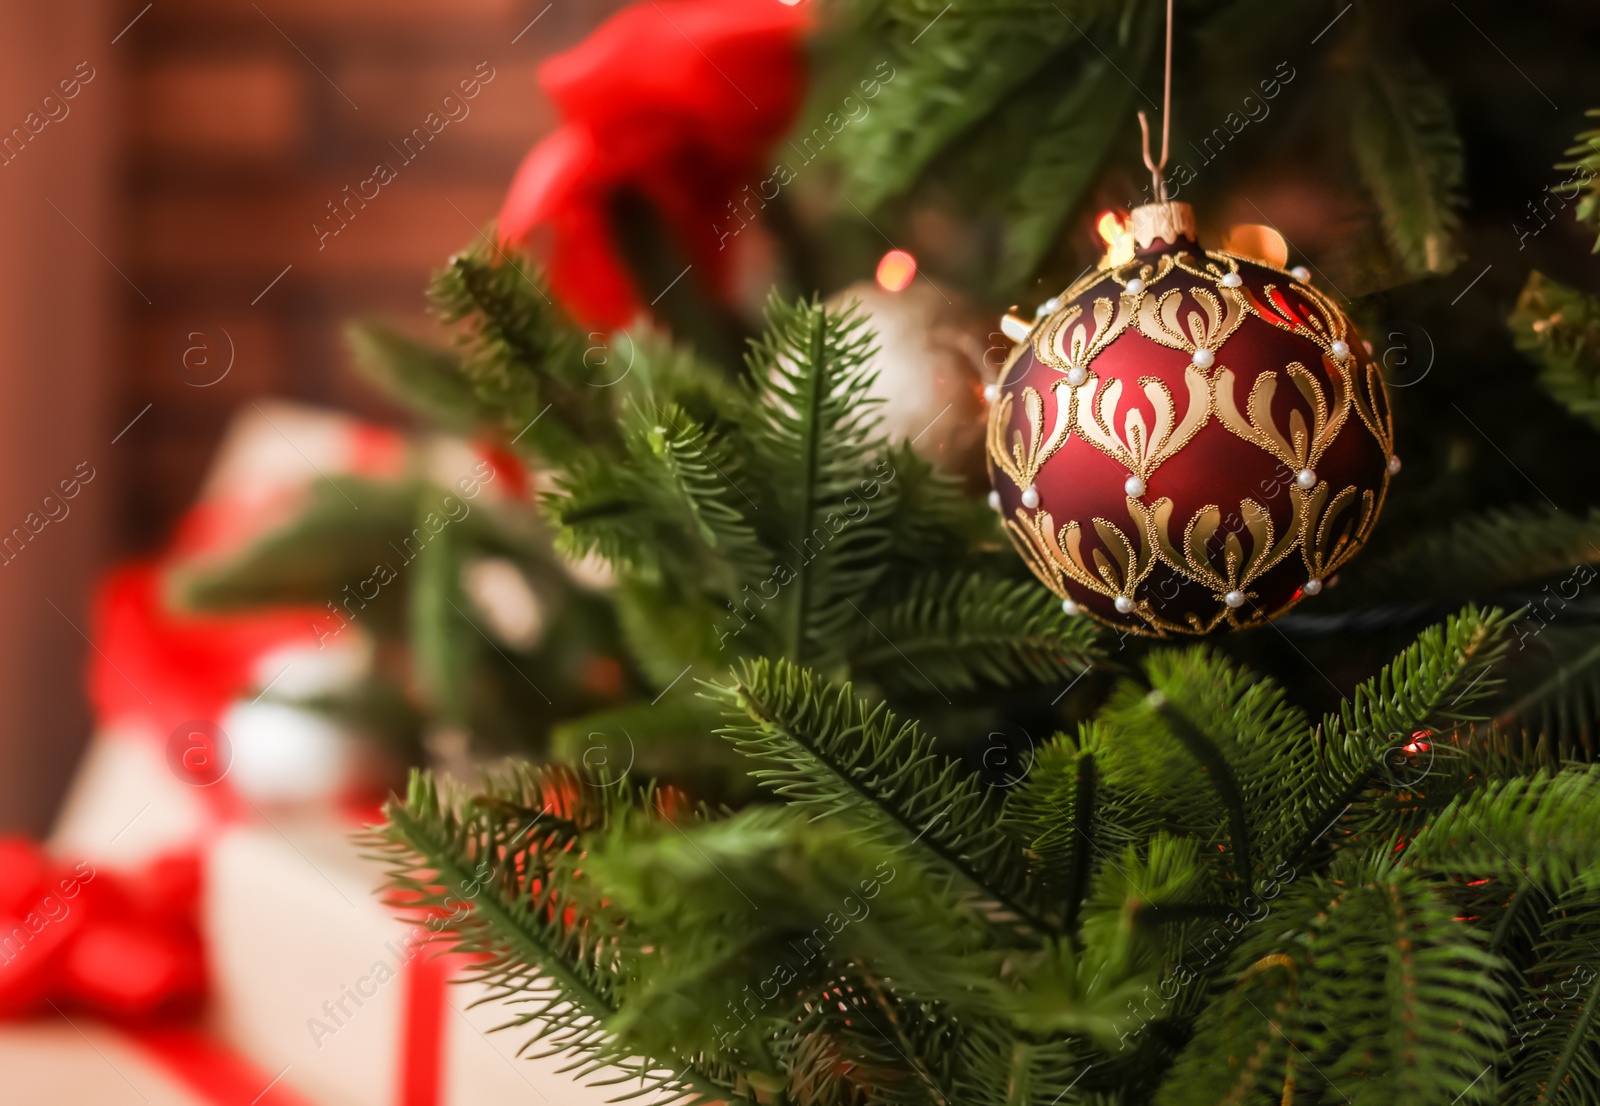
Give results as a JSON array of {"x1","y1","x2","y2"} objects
[{"x1": 1138, "y1": 0, "x2": 1175, "y2": 202}]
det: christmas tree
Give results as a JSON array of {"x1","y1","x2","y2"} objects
[{"x1": 189, "y1": 0, "x2": 1600, "y2": 1100}]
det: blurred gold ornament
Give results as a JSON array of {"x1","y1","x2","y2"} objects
[{"x1": 1221, "y1": 223, "x2": 1289, "y2": 268}]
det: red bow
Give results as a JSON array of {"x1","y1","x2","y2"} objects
[
  {"x1": 88, "y1": 562, "x2": 321, "y2": 739},
  {"x1": 0, "y1": 838, "x2": 205, "y2": 1022},
  {"x1": 498, "y1": 0, "x2": 810, "y2": 327}
]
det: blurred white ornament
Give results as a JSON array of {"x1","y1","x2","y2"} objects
[
  {"x1": 221, "y1": 701, "x2": 356, "y2": 805},
  {"x1": 462, "y1": 556, "x2": 545, "y2": 651},
  {"x1": 824, "y1": 281, "x2": 989, "y2": 477}
]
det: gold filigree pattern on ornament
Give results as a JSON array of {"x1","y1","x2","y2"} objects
[
  {"x1": 1350, "y1": 359, "x2": 1395, "y2": 457},
  {"x1": 1173, "y1": 251, "x2": 1244, "y2": 285},
  {"x1": 1136, "y1": 284, "x2": 1248, "y2": 355},
  {"x1": 1212, "y1": 359, "x2": 1351, "y2": 476},
  {"x1": 1074, "y1": 364, "x2": 1212, "y2": 483},
  {"x1": 1241, "y1": 280, "x2": 1347, "y2": 359},
  {"x1": 1140, "y1": 494, "x2": 1302, "y2": 632},
  {"x1": 1298, "y1": 483, "x2": 1383, "y2": 585},
  {"x1": 986, "y1": 381, "x2": 1077, "y2": 491},
  {"x1": 1038, "y1": 294, "x2": 1135, "y2": 372},
  {"x1": 1110, "y1": 252, "x2": 1180, "y2": 291},
  {"x1": 1007, "y1": 502, "x2": 1159, "y2": 611}
]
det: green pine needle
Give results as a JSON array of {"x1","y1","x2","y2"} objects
[
  {"x1": 710, "y1": 657, "x2": 1048, "y2": 933},
  {"x1": 847, "y1": 571, "x2": 1101, "y2": 694},
  {"x1": 1510, "y1": 270, "x2": 1600, "y2": 434},
  {"x1": 1349, "y1": 45, "x2": 1463, "y2": 275}
]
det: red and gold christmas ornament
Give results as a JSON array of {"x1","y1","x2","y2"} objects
[{"x1": 985, "y1": 202, "x2": 1397, "y2": 636}]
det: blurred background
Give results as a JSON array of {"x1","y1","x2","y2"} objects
[{"x1": 0, "y1": 0, "x2": 623, "y2": 835}]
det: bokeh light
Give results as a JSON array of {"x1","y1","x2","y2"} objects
[{"x1": 875, "y1": 249, "x2": 918, "y2": 292}]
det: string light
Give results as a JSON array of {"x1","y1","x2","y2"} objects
[
  {"x1": 875, "y1": 249, "x2": 917, "y2": 292},
  {"x1": 1095, "y1": 210, "x2": 1134, "y2": 266}
]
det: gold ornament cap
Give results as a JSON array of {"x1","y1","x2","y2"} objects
[{"x1": 1128, "y1": 201, "x2": 1197, "y2": 253}]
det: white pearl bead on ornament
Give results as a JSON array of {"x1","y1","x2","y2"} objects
[
  {"x1": 1061, "y1": 597, "x2": 1079, "y2": 615},
  {"x1": 1021, "y1": 485, "x2": 1040, "y2": 509},
  {"x1": 1291, "y1": 266, "x2": 1311, "y2": 282},
  {"x1": 1192, "y1": 348, "x2": 1215, "y2": 369},
  {"x1": 1035, "y1": 296, "x2": 1062, "y2": 318},
  {"x1": 1114, "y1": 596, "x2": 1135, "y2": 614},
  {"x1": 987, "y1": 490, "x2": 1002, "y2": 511},
  {"x1": 1388, "y1": 455, "x2": 1402, "y2": 475},
  {"x1": 1224, "y1": 591, "x2": 1246, "y2": 609},
  {"x1": 1295, "y1": 468, "x2": 1317, "y2": 490},
  {"x1": 983, "y1": 384, "x2": 1000, "y2": 403},
  {"x1": 1124, "y1": 278, "x2": 1145, "y2": 295},
  {"x1": 1066, "y1": 365, "x2": 1088, "y2": 386},
  {"x1": 1330, "y1": 340, "x2": 1350, "y2": 359},
  {"x1": 1124, "y1": 475, "x2": 1145, "y2": 497},
  {"x1": 1220, "y1": 272, "x2": 1242, "y2": 288},
  {"x1": 1302, "y1": 578, "x2": 1323, "y2": 596}
]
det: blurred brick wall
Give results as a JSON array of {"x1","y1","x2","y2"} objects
[
  {"x1": 0, "y1": 2, "x2": 115, "y2": 833},
  {"x1": 114, "y1": 0, "x2": 622, "y2": 552}
]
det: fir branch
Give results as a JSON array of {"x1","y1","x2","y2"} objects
[
  {"x1": 1074, "y1": 833, "x2": 1213, "y2": 981},
  {"x1": 1349, "y1": 44, "x2": 1463, "y2": 275},
  {"x1": 367, "y1": 768, "x2": 744, "y2": 1105},
  {"x1": 547, "y1": 399, "x2": 770, "y2": 602},
  {"x1": 585, "y1": 805, "x2": 1003, "y2": 1047},
  {"x1": 1510, "y1": 271, "x2": 1600, "y2": 434},
  {"x1": 711, "y1": 657, "x2": 1048, "y2": 934},
  {"x1": 550, "y1": 695, "x2": 756, "y2": 801},
  {"x1": 1093, "y1": 646, "x2": 1308, "y2": 887},
  {"x1": 1405, "y1": 767, "x2": 1600, "y2": 890},
  {"x1": 1006, "y1": 725, "x2": 1153, "y2": 913},
  {"x1": 1339, "y1": 503, "x2": 1600, "y2": 601},
  {"x1": 1303, "y1": 874, "x2": 1505, "y2": 1104},
  {"x1": 1554, "y1": 108, "x2": 1600, "y2": 252},
  {"x1": 428, "y1": 244, "x2": 612, "y2": 461},
  {"x1": 788, "y1": 980, "x2": 959, "y2": 1106},
  {"x1": 409, "y1": 508, "x2": 471, "y2": 723},
  {"x1": 743, "y1": 296, "x2": 895, "y2": 668},
  {"x1": 950, "y1": 1028, "x2": 1091, "y2": 1106},
  {"x1": 613, "y1": 578, "x2": 737, "y2": 691},
  {"x1": 876, "y1": 443, "x2": 992, "y2": 570},
  {"x1": 171, "y1": 477, "x2": 422, "y2": 613},
  {"x1": 1143, "y1": 693, "x2": 1253, "y2": 891},
  {"x1": 846, "y1": 571, "x2": 1100, "y2": 695},
  {"x1": 345, "y1": 323, "x2": 490, "y2": 435},
  {"x1": 1158, "y1": 871, "x2": 1505, "y2": 1105},
  {"x1": 995, "y1": 34, "x2": 1151, "y2": 287},
  {"x1": 544, "y1": 455, "x2": 658, "y2": 576},
  {"x1": 1493, "y1": 623, "x2": 1600, "y2": 758},
  {"x1": 1280, "y1": 606, "x2": 1513, "y2": 871},
  {"x1": 831, "y1": 18, "x2": 1073, "y2": 210},
  {"x1": 1499, "y1": 894, "x2": 1600, "y2": 1106},
  {"x1": 1063, "y1": 750, "x2": 1097, "y2": 935},
  {"x1": 632, "y1": 402, "x2": 773, "y2": 595}
]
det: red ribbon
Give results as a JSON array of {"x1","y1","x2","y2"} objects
[{"x1": 400, "y1": 949, "x2": 458, "y2": 1106}]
